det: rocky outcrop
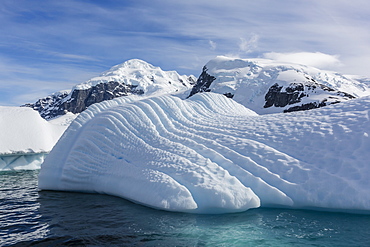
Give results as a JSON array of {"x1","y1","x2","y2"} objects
[
  {"x1": 62, "y1": 81, "x2": 144, "y2": 114},
  {"x1": 23, "y1": 81, "x2": 144, "y2": 119},
  {"x1": 264, "y1": 81, "x2": 355, "y2": 113},
  {"x1": 188, "y1": 66, "x2": 216, "y2": 98},
  {"x1": 264, "y1": 83, "x2": 305, "y2": 108},
  {"x1": 22, "y1": 91, "x2": 70, "y2": 119},
  {"x1": 264, "y1": 76, "x2": 359, "y2": 111}
]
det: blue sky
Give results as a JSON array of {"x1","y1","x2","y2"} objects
[{"x1": 1, "y1": 0, "x2": 370, "y2": 106}]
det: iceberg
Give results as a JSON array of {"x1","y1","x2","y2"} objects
[
  {"x1": 0, "y1": 106, "x2": 70, "y2": 170},
  {"x1": 0, "y1": 153, "x2": 47, "y2": 171},
  {"x1": 39, "y1": 93, "x2": 370, "y2": 214}
]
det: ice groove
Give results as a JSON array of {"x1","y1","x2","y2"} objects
[{"x1": 136, "y1": 98, "x2": 294, "y2": 205}]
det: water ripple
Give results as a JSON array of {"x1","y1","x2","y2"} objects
[{"x1": 1, "y1": 170, "x2": 370, "y2": 246}]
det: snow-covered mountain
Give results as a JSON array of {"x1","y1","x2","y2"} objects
[
  {"x1": 24, "y1": 57, "x2": 370, "y2": 119},
  {"x1": 24, "y1": 59, "x2": 196, "y2": 119},
  {"x1": 188, "y1": 56, "x2": 370, "y2": 114}
]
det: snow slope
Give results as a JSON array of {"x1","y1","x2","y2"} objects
[
  {"x1": 189, "y1": 56, "x2": 370, "y2": 114},
  {"x1": 39, "y1": 93, "x2": 370, "y2": 214},
  {"x1": 0, "y1": 106, "x2": 69, "y2": 170}
]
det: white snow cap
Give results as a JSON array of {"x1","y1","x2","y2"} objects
[
  {"x1": 73, "y1": 59, "x2": 195, "y2": 94},
  {"x1": 39, "y1": 93, "x2": 370, "y2": 214}
]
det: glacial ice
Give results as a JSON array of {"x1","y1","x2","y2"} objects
[
  {"x1": 0, "y1": 106, "x2": 70, "y2": 170},
  {"x1": 39, "y1": 93, "x2": 370, "y2": 214},
  {"x1": 0, "y1": 153, "x2": 47, "y2": 171},
  {"x1": 0, "y1": 106, "x2": 67, "y2": 155}
]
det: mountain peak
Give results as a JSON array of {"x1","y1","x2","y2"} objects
[
  {"x1": 109, "y1": 59, "x2": 157, "y2": 71},
  {"x1": 75, "y1": 59, "x2": 182, "y2": 90}
]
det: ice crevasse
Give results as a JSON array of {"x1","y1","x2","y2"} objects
[{"x1": 38, "y1": 93, "x2": 370, "y2": 214}]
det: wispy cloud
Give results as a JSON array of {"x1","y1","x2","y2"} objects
[
  {"x1": 0, "y1": 56, "x2": 99, "y2": 105},
  {"x1": 239, "y1": 34, "x2": 259, "y2": 54},
  {"x1": 263, "y1": 52, "x2": 342, "y2": 70},
  {"x1": 47, "y1": 52, "x2": 100, "y2": 62},
  {"x1": 209, "y1": 40, "x2": 217, "y2": 51}
]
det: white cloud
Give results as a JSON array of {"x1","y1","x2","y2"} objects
[
  {"x1": 48, "y1": 52, "x2": 100, "y2": 62},
  {"x1": 209, "y1": 40, "x2": 217, "y2": 51},
  {"x1": 263, "y1": 52, "x2": 342, "y2": 70},
  {"x1": 239, "y1": 34, "x2": 259, "y2": 54}
]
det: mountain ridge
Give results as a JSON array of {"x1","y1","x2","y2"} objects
[
  {"x1": 188, "y1": 56, "x2": 370, "y2": 114},
  {"x1": 23, "y1": 59, "x2": 196, "y2": 119},
  {"x1": 23, "y1": 56, "x2": 370, "y2": 119}
]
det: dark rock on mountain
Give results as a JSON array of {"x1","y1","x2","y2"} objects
[
  {"x1": 263, "y1": 82, "x2": 355, "y2": 112},
  {"x1": 62, "y1": 81, "x2": 144, "y2": 115},
  {"x1": 22, "y1": 81, "x2": 144, "y2": 119},
  {"x1": 223, "y1": 92, "x2": 234, "y2": 98},
  {"x1": 264, "y1": 83, "x2": 305, "y2": 108},
  {"x1": 22, "y1": 91, "x2": 70, "y2": 119},
  {"x1": 188, "y1": 66, "x2": 216, "y2": 98}
]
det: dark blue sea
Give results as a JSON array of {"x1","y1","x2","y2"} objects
[{"x1": 1, "y1": 170, "x2": 370, "y2": 246}]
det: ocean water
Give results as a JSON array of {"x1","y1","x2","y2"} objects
[{"x1": 1, "y1": 170, "x2": 370, "y2": 247}]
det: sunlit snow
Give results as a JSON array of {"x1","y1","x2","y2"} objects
[{"x1": 71, "y1": 59, "x2": 195, "y2": 93}]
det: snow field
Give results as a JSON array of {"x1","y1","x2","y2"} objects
[{"x1": 39, "y1": 93, "x2": 370, "y2": 214}]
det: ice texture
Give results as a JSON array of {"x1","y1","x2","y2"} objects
[
  {"x1": 39, "y1": 93, "x2": 370, "y2": 214},
  {"x1": 0, "y1": 153, "x2": 47, "y2": 171}
]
